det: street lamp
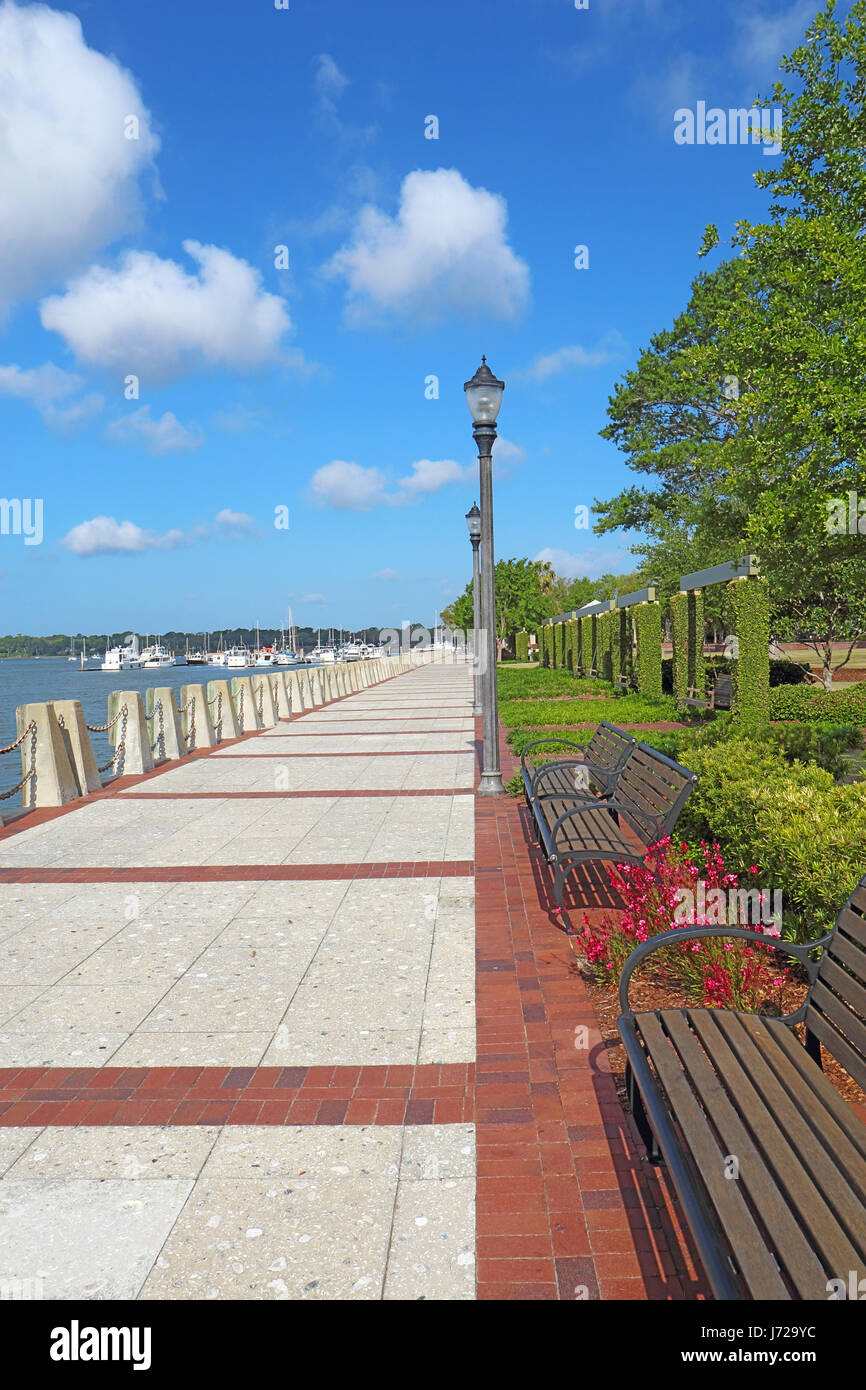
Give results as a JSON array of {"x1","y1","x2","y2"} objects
[
  {"x1": 465, "y1": 502, "x2": 482, "y2": 717},
  {"x1": 464, "y1": 356, "x2": 505, "y2": 795}
]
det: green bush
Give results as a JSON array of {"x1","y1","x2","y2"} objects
[
  {"x1": 768, "y1": 681, "x2": 866, "y2": 724},
  {"x1": 769, "y1": 659, "x2": 809, "y2": 686},
  {"x1": 674, "y1": 741, "x2": 866, "y2": 935},
  {"x1": 515, "y1": 631, "x2": 529, "y2": 662}
]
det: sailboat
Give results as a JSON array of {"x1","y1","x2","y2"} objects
[{"x1": 274, "y1": 608, "x2": 299, "y2": 664}]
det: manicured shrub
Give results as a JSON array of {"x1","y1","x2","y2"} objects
[
  {"x1": 634, "y1": 602, "x2": 663, "y2": 698},
  {"x1": 768, "y1": 681, "x2": 866, "y2": 724},
  {"x1": 515, "y1": 631, "x2": 529, "y2": 662},
  {"x1": 769, "y1": 659, "x2": 809, "y2": 686},
  {"x1": 726, "y1": 577, "x2": 770, "y2": 729}
]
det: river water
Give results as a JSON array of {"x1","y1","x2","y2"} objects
[{"x1": 0, "y1": 656, "x2": 314, "y2": 806}]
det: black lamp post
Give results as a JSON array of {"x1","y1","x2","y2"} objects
[
  {"x1": 464, "y1": 357, "x2": 505, "y2": 795},
  {"x1": 465, "y1": 502, "x2": 482, "y2": 717}
]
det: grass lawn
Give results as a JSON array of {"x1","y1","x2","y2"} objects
[{"x1": 499, "y1": 694, "x2": 677, "y2": 728}]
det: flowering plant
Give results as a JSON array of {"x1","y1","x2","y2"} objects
[{"x1": 576, "y1": 838, "x2": 789, "y2": 1012}]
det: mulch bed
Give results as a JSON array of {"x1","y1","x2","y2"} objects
[{"x1": 569, "y1": 950, "x2": 866, "y2": 1119}]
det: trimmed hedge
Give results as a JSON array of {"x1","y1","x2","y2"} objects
[
  {"x1": 515, "y1": 631, "x2": 529, "y2": 662},
  {"x1": 768, "y1": 681, "x2": 866, "y2": 723},
  {"x1": 635, "y1": 602, "x2": 663, "y2": 698},
  {"x1": 726, "y1": 576, "x2": 769, "y2": 729}
]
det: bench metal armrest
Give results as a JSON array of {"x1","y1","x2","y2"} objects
[
  {"x1": 550, "y1": 798, "x2": 661, "y2": 848},
  {"x1": 521, "y1": 738, "x2": 592, "y2": 789},
  {"x1": 617, "y1": 924, "x2": 835, "y2": 1018}
]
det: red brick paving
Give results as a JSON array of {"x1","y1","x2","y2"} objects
[
  {"x1": 0, "y1": 862, "x2": 474, "y2": 884},
  {"x1": 472, "y1": 716, "x2": 710, "y2": 1301}
]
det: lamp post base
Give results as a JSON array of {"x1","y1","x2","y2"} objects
[{"x1": 477, "y1": 772, "x2": 506, "y2": 796}]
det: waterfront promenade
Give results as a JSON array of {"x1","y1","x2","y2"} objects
[{"x1": 0, "y1": 660, "x2": 700, "y2": 1300}]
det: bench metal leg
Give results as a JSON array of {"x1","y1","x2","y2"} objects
[
  {"x1": 626, "y1": 1060, "x2": 662, "y2": 1164},
  {"x1": 552, "y1": 865, "x2": 565, "y2": 916},
  {"x1": 805, "y1": 1027, "x2": 823, "y2": 1069}
]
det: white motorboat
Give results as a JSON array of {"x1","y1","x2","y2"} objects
[
  {"x1": 140, "y1": 642, "x2": 175, "y2": 668},
  {"x1": 225, "y1": 645, "x2": 252, "y2": 669},
  {"x1": 342, "y1": 642, "x2": 362, "y2": 662},
  {"x1": 101, "y1": 640, "x2": 142, "y2": 672}
]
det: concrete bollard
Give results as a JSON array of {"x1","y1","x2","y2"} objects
[
  {"x1": 319, "y1": 667, "x2": 332, "y2": 702},
  {"x1": 206, "y1": 680, "x2": 240, "y2": 741},
  {"x1": 108, "y1": 690, "x2": 154, "y2": 777},
  {"x1": 272, "y1": 672, "x2": 292, "y2": 719},
  {"x1": 253, "y1": 674, "x2": 279, "y2": 728},
  {"x1": 146, "y1": 688, "x2": 186, "y2": 763},
  {"x1": 301, "y1": 668, "x2": 317, "y2": 707},
  {"x1": 14, "y1": 702, "x2": 81, "y2": 808},
  {"x1": 180, "y1": 683, "x2": 217, "y2": 750},
  {"x1": 285, "y1": 671, "x2": 304, "y2": 714},
  {"x1": 50, "y1": 700, "x2": 101, "y2": 795},
  {"x1": 231, "y1": 676, "x2": 263, "y2": 734}
]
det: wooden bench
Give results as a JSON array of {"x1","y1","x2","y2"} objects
[
  {"x1": 681, "y1": 672, "x2": 732, "y2": 712},
  {"x1": 615, "y1": 673, "x2": 636, "y2": 695},
  {"x1": 521, "y1": 723, "x2": 636, "y2": 807},
  {"x1": 527, "y1": 742, "x2": 698, "y2": 915},
  {"x1": 616, "y1": 875, "x2": 866, "y2": 1300}
]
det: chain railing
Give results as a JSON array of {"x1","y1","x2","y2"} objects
[
  {"x1": 255, "y1": 680, "x2": 264, "y2": 720},
  {"x1": 147, "y1": 698, "x2": 165, "y2": 760},
  {"x1": 179, "y1": 695, "x2": 196, "y2": 747},
  {"x1": 206, "y1": 691, "x2": 223, "y2": 741},
  {"x1": 96, "y1": 704, "x2": 128, "y2": 775},
  {"x1": 0, "y1": 720, "x2": 37, "y2": 803}
]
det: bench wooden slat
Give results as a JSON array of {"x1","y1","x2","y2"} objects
[
  {"x1": 826, "y1": 929, "x2": 866, "y2": 987},
  {"x1": 836, "y1": 903, "x2": 866, "y2": 951},
  {"x1": 817, "y1": 954, "x2": 866, "y2": 1034},
  {"x1": 737, "y1": 1015, "x2": 866, "y2": 1199},
  {"x1": 662, "y1": 1011, "x2": 826, "y2": 1297},
  {"x1": 711, "y1": 1012, "x2": 866, "y2": 1269},
  {"x1": 636, "y1": 1012, "x2": 789, "y2": 1299},
  {"x1": 805, "y1": 979, "x2": 866, "y2": 1092},
  {"x1": 757, "y1": 1017, "x2": 866, "y2": 1163}
]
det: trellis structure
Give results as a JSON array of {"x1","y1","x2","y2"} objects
[{"x1": 672, "y1": 555, "x2": 769, "y2": 726}]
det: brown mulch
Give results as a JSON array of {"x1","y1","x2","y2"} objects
[{"x1": 571, "y1": 952, "x2": 866, "y2": 1119}]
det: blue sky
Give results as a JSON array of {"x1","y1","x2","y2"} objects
[{"x1": 0, "y1": 0, "x2": 827, "y2": 635}]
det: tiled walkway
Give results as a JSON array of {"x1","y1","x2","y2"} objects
[{"x1": 0, "y1": 660, "x2": 704, "y2": 1300}]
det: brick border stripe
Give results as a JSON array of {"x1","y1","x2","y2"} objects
[
  {"x1": 213, "y1": 749, "x2": 475, "y2": 758},
  {"x1": 0, "y1": 1062, "x2": 474, "y2": 1128},
  {"x1": 0, "y1": 861, "x2": 474, "y2": 884}
]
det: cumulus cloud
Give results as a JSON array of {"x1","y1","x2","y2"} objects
[
  {"x1": 216, "y1": 508, "x2": 255, "y2": 531},
  {"x1": 104, "y1": 405, "x2": 203, "y2": 454},
  {"x1": 736, "y1": 1, "x2": 815, "y2": 68},
  {"x1": 40, "y1": 241, "x2": 293, "y2": 382},
  {"x1": 0, "y1": 0, "x2": 159, "y2": 317},
  {"x1": 397, "y1": 458, "x2": 466, "y2": 498},
  {"x1": 308, "y1": 460, "x2": 390, "y2": 511},
  {"x1": 324, "y1": 168, "x2": 529, "y2": 323},
  {"x1": 0, "y1": 361, "x2": 105, "y2": 431},
  {"x1": 62, "y1": 516, "x2": 186, "y2": 557},
  {"x1": 315, "y1": 53, "x2": 349, "y2": 114},
  {"x1": 534, "y1": 546, "x2": 632, "y2": 580},
  {"x1": 309, "y1": 441, "x2": 526, "y2": 512},
  {"x1": 515, "y1": 333, "x2": 627, "y2": 383}
]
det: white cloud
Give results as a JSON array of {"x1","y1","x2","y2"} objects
[
  {"x1": 534, "y1": 546, "x2": 632, "y2": 579},
  {"x1": 397, "y1": 458, "x2": 466, "y2": 497},
  {"x1": 216, "y1": 508, "x2": 254, "y2": 531},
  {"x1": 0, "y1": 361, "x2": 105, "y2": 431},
  {"x1": 373, "y1": 568, "x2": 400, "y2": 581},
  {"x1": 0, "y1": 0, "x2": 159, "y2": 317},
  {"x1": 325, "y1": 168, "x2": 530, "y2": 324},
  {"x1": 515, "y1": 333, "x2": 627, "y2": 383},
  {"x1": 40, "y1": 241, "x2": 293, "y2": 382},
  {"x1": 62, "y1": 516, "x2": 186, "y2": 557},
  {"x1": 736, "y1": 2, "x2": 814, "y2": 68},
  {"x1": 104, "y1": 406, "x2": 203, "y2": 454},
  {"x1": 308, "y1": 460, "x2": 390, "y2": 511},
  {"x1": 315, "y1": 53, "x2": 349, "y2": 113}
]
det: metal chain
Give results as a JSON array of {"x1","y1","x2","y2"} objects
[
  {"x1": 209, "y1": 691, "x2": 223, "y2": 740},
  {"x1": 184, "y1": 696, "x2": 196, "y2": 747},
  {"x1": 0, "y1": 724, "x2": 37, "y2": 801},
  {"x1": 97, "y1": 704, "x2": 128, "y2": 775},
  {"x1": 148, "y1": 698, "x2": 165, "y2": 758},
  {"x1": 86, "y1": 707, "x2": 126, "y2": 734},
  {"x1": 0, "y1": 719, "x2": 37, "y2": 756},
  {"x1": 256, "y1": 681, "x2": 264, "y2": 718}
]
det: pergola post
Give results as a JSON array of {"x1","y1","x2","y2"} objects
[
  {"x1": 634, "y1": 601, "x2": 663, "y2": 698},
  {"x1": 726, "y1": 575, "x2": 770, "y2": 727}
]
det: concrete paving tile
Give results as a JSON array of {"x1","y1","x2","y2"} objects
[
  {"x1": 6, "y1": 983, "x2": 170, "y2": 1034},
  {"x1": 0, "y1": 1128, "x2": 42, "y2": 1176},
  {"x1": 261, "y1": 1026, "x2": 420, "y2": 1067},
  {"x1": 108, "y1": 1032, "x2": 271, "y2": 1067},
  {"x1": 8, "y1": 1127, "x2": 221, "y2": 1181},
  {"x1": 383, "y1": 1176, "x2": 475, "y2": 1300},
  {"x1": 418, "y1": 1026, "x2": 476, "y2": 1064},
  {"x1": 203, "y1": 1126, "x2": 402, "y2": 1181},
  {"x1": 0, "y1": 1178, "x2": 193, "y2": 1299},
  {"x1": 0, "y1": 1033, "x2": 128, "y2": 1066},
  {"x1": 138, "y1": 1175, "x2": 396, "y2": 1301}
]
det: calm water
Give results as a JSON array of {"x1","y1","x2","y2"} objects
[{"x1": 0, "y1": 656, "x2": 313, "y2": 805}]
